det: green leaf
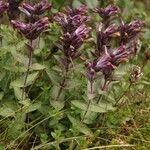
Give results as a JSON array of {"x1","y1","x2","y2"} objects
[
  {"x1": 67, "y1": 79, "x2": 80, "y2": 90},
  {"x1": 51, "y1": 85, "x2": 65, "y2": 100},
  {"x1": 11, "y1": 50, "x2": 29, "y2": 67},
  {"x1": 25, "y1": 102, "x2": 41, "y2": 113},
  {"x1": 50, "y1": 100, "x2": 64, "y2": 110},
  {"x1": 86, "y1": 0, "x2": 98, "y2": 8},
  {"x1": 71, "y1": 100, "x2": 115, "y2": 113},
  {"x1": 81, "y1": 111, "x2": 97, "y2": 124},
  {"x1": 0, "y1": 107, "x2": 15, "y2": 117},
  {"x1": 68, "y1": 114, "x2": 93, "y2": 136},
  {"x1": 0, "y1": 100, "x2": 18, "y2": 117},
  {"x1": 31, "y1": 63, "x2": 45, "y2": 71},
  {"x1": 45, "y1": 65, "x2": 59, "y2": 84},
  {"x1": 72, "y1": 0, "x2": 82, "y2": 8},
  {"x1": 13, "y1": 87, "x2": 23, "y2": 101},
  {"x1": 10, "y1": 72, "x2": 39, "y2": 88},
  {"x1": 19, "y1": 99, "x2": 31, "y2": 106}
]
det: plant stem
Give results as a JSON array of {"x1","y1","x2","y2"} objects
[
  {"x1": 81, "y1": 98, "x2": 91, "y2": 122},
  {"x1": 96, "y1": 94, "x2": 103, "y2": 104},
  {"x1": 96, "y1": 79, "x2": 108, "y2": 104},
  {"x1": 81, "y1": 81, "x2": 94, "y2": 122},
  {"x1": 55, "y1": 60, "x2": 69, "y2": 101},
  {"x1": 55, "y1": 77, "x2": 66, "y2": 101},
  {"x1": 22, "y1": 40, "x2": 33, "y2": 101},
  {"x1": 115, "y1": 82, "x2": 132, "y2": 106}
]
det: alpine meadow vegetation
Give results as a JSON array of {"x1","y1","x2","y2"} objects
[{"x1": 0, "y1": 0, "x2": 150, "y2": 149}]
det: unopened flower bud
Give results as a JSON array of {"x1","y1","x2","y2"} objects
[
  {"x1": 95, "y1": 5, "x2": 120, "y2": 20},
  {"x1": 22, "y1": 0, "x2": 51, "y2": 16},
  {"x1": 129, "y1": 66, "x2": 143, "y2": 83},
  {"x1": 11, "y1": 17, "x2": 49, "y2": 40}
]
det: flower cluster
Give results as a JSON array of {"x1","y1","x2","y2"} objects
[
  {"x1": 95, "y1": 23, "x2": 119, "y2": 56},
  {"x1": 87, "y1": 5, "x2": 145, "y2": 90},
  {"x1": 22, "y1": 0, "x2": 51, "y2": 15},
  {"x1": 11, "y1": 17, "x2": 49, "y2": 40},
  {"x1": 95, "y1": 5, "x2": 120, "y2": 26},
  {"x1": 119, "y1": 20, "x2": 145, "y2": 44},
  {"x1": 20, "y1": 0, "x2": 51, "y2": 22},
  {"x1": 87, "y1": 45, "x2": 133, "y2": 81},
  {"x1": 54, "y1": 5, "x2": 91, "y2": 67},
  {"x1": 11, "y1": 1, "x2": 51, "y2": 41}
]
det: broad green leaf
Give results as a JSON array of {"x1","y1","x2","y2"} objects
[
  {"x1": 50, "y1": 100, "x2": 64, "y2": 110},
  {"x1": 0, "y1": 107, "x2": 15, "y2": 117},
  {"x1": 71, "y1": 100, "x2": 115, "y2": 113},
  {"x1": 45, "y1": 65, "x2": 59, "y2": 84},
  {"x1": 10, "y1": 72, "x2": 39, "y2": 88},
  {"x1": 13, "y1": 87, "x2": 23, "y2": 101},
  {"x1": 25, "y1": 102, "x2": 41, "y2": 113},
  {"x1": 11, "y1": 50, "x2": 29, "y2": 67},
  {"x1": 73, "y1": 0, "x2": 82, "y2": 8},
  {"x1": 68, "y1": 114, "x2": 93, "y2": 136},
  {"x1": 81, "y1": 111, "x2": 97, "y2": 124},
  {"x1": 67, "y1": 79, "x2": 80, "y2": 90},
  {"x1": 0, "y1": 24, "x2": 18, "y2": 42},
  {"x1": 31, "y1": 63, "x2": 45, "y2": 70},
  {"x1": 86, "y1": 0, "x2": 98, "y2": 8},
  {"x1": 51, "y1": 85, "x2": 65, "y2": 100},
  {"x1": 0, "y1": 100, "x2": 19, "y2": 117},
  {"x1": 19, "y1": 99, "x2": 31, "y2": 106}
]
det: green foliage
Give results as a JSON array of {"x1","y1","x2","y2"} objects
[{"x1": 0, "y1": 0, "x2": 149, "y2": 149}]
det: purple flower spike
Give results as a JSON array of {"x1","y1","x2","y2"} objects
[
  {"x1": 94, "y1": 47, "x2": 115, "y2": 72},
  {"x1": 72, "y1": 24, "x2": 90, "y2": 48},
  {"x1": 110, "y1": 45, "x2": 129, "y2": 66},
  {"x1": 54, "y1": 6, "x2": 90, "y2": 61},
  {"x1": 0, "y1": 1, "x2": 8, "y2": 14},
  {"x1": 63, "y1": 25, "x2": 91, "y2": 59},
  {"x1": 11, "y1": 17, "x2": 49, "y2": 40},
  {"x1": 11, "y1": 20, "x2": 26, "y2": 30},
  {"x1": 54, "y1": 5, "x2": 89, "y2": 34},
  {"x1": 104, "y1": 24, "x2": 118, "y2": 36},
  {"x1": 21, "y1": 3, "x2": 34, "y2": 14},
  {"x1": 96, "y1": 24, "x2": 119, "y2": 56},
  {"x1": 119, "y1": 20, "x2": 145, "y2": 44},
  {"x1": 54, "y1": 13, "x2": 89, "y2": 33},
  {"x1": 127, "y1": 20, "x2": 145, "y2": 32},
  {"x1": 22, "y1": 0, "x2": 51, "y2": 16},
  {"x1": 95, "y1": 5, "x2": 120, "y2": 20}
]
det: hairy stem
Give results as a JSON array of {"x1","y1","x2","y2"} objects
[
  {"x1": 22, "y1": 40, "x2": 33, "y2": 101},
  {"x1": 55, "y1": 60, "x2": 69, "y2": 101},
  {"x1": 115, "y1": 82, "x2": 132, "y2": 106},
  {"x1": 81, "y1": 98, "x2": 91, "y2": 122},
  {"x1": 55, "y1": 77, "x2": 66, "y2": 101},
  {"x1": 81, "y1": 81, "x2": 94, "y2": 122},
  {"x1": 96, "y1": 79, "x2": 108, "y2": 104}
]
